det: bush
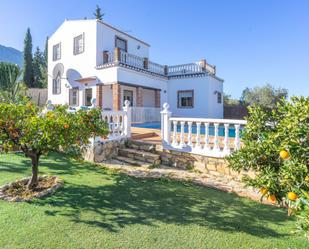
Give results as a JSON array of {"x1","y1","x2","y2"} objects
[{"x1": 227, "y1": 96, "x2": 309, "y2": 235}]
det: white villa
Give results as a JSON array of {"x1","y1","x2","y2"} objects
[{"x1": 48, "y1": 19, "x2": 224, "y2": 119}]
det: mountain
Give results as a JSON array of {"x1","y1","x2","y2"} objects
[{"x1": 0, "y1": 44, "x2": 23, "y2": 67}]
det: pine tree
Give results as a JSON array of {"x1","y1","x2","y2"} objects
[
  {"x1": 94, "y1": 5, "x2": 104, "y2": 20},
  {"x1": 33, "y1": 47, "x2": 43, "y2": 88},
  {"x1": 33, "y1": 47, "x2": 47, "y2": 88},
  {"x1": 44, "y1": 36, "x2": 48, "y2": 65},
  {"x1": 23, "y1": 28, "x2": 34, "y2": 87}
]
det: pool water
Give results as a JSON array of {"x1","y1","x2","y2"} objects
[{"x1": 132, "y1": 122, "x2": 241, "y2": 138}]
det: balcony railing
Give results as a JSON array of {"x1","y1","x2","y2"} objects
[{"x1": 97, "y1": 48, "x2": 217, "y2": 77}]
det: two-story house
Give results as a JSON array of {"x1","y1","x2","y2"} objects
[{"x1": 48, "y1": 19, "x2": 224, "y2": 118}]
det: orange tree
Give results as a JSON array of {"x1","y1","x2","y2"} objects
[
  {"x1": 0, "y1": 102, "x2": 108, "y2": 189},
  {"x1": 227, "y1": 96, "x2": 309, "y2": 235}
]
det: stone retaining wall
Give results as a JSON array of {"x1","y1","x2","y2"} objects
[
  {"x1": 83, "y1": 139, "x2": 127, "y2": 163},
  {"x1": 158, "y1": 148, "x2": 255, "y2": 183}
]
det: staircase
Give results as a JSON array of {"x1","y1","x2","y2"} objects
[{"x1": 114, "y1": 140, "x2": 161, "y2": 167}]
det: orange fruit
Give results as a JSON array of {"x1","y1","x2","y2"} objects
[
  {"x1": 287, "y1": 192, "x2": 298, "y2": 201},
  {"x1": 268, "y1": 195, "x2": 277, "y2": 202},
  {"x1": 64, "y1": 124, "x2": 70, "y2": 129},
  {"x1": 259, "y1": 187, "x2": 268, "y2": 195},
  {"x1": 280, "y1": 150, "x2": 289, "y2": 160}
]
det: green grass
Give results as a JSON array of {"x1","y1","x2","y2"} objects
[{"x1": 0, "y1": 153, "x2": 308, "y2": 249}]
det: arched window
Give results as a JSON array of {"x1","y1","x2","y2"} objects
[{"x1": 52, "y1": 73, "x2": 61, "y2": 94}]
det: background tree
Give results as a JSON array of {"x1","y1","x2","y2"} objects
[
  {"x1": 94, "y1": 5, "x2": 104, "y2": 20},
  {"x1": 240, "y1": 84, "x2": 288, "y2": 109},
  {"x1": 33, "y1": 47, "x2": 47, "y2": 88},
  {"x1": 22, "y1": 28, "x2": 34, "y2": 88},
  {"x1": 0, "y1": 103, "x2": 108, "y2": 189},
  {"x1": 224, "y1": 93, "x2": 240, "y2": 106}
]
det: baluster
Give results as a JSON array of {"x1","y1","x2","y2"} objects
[
  {"x1": 172, "y1": 120, "x2": 178, "y2": 146},
  {"x1": 213, "y1": 123, "x2": 220, "y2": 152},
  {"x1": 115, "y1": 115, "x2": 120, "y2": 136},
  {"x1": 195, "y1": 122, "x2": 201, "y2": 149},
  {"x1": 223, "y1": 124, "x2": 230, "y2": 154},
  {"x1": 179, "y1": 121, "x2": 185, "y2": 147},
  {"x1": 187, "y1": 121, "x2": 193, "y2": 146},
  {"x1": 203, "y1": 122, "x2": 210, "y2": 151},
  {"x1": 234, "y1": 124, "x2": 241, "y2": 150}
]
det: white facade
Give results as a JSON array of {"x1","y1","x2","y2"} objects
[{"x1": 48, "y1": 19, "x2": 224, "y2": 119}]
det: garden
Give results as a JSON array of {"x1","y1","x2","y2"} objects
[{"x1": 0, "y1": 62, "x2": 308, "y2": 248}]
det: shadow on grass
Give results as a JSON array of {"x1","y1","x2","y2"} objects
[{"x1": 1, "y1": 153, "x2": 291, "y2": 238}]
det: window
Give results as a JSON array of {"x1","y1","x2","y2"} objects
[
  {"x1": 178, "y1": 90, "x2": 194, "y2": 108},
  {"x1": 69, "y1": 88, "x2": 79, "y2": 106},
  {"x1": 53, "y1": 43, "x2": 61, "y2": 61},
  {"x1": 52, "y1": 73, "x2": 61, "y2": 94},
  {"x1": 217, "y1": 92, "x2": 222, "y2": 104},
  {"x1": 115, "y1": 36, "x2": 127, "y2": 52},
  {"x1": 74, "y1": 34, "x2": 84, "y2": 55},
  {"x1": 123, "y1": 90, "x2": 133, "y2": 106},
  {"x1": 85, "y1": 88, "x2": 93, "y2": 106}
]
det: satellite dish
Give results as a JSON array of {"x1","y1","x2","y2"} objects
[
  {"x1": 52, "y1": 63, "x2": 64, "y2": 79},
  {"x1": 66, "y1": 69, "x2": 82, "y2": 86}
]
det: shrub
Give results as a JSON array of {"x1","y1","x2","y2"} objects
[{"x1": 227, "y1": 96, "x2": 309, "y2": 235}]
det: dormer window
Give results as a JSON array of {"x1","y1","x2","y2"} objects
[
  {"x1": 115, "y1": 36, "x2": 127, "y2": 52},
  {"x1": 53, "y1": 43, "x2": 61, "y2": 61},
  {"x1": 74, "y1": 33, "x2": 85, "y2": 55}
]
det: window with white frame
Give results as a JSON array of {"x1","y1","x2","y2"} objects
[
  {"x1": 69, "y1": 88, "x2": 79, "y2": 106},
  {"x1": 178, "y1": 90, "x2": 194, "y2": 108},
  {"x1": 73, "y1": 34, "x2": 84, "y2": 55},
  {"x1": 85, "y1": 88, "x2": 93, "y2": 106},
  {"x1": 52, "y1": 73, "x2": 61, "y2": 94},
  {"x1": 53, "y1": 43, "x2": 61, "y2": 61},
  {"x1": 115, "y1": 36, "x2": 127, "y2": 52}
]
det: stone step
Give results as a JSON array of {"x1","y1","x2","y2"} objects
[
  {"x1": 114, "y1": 156, "x2": 152, "y2": 167},
  {"x1": 126, "y1": 140, "x2": 156, "y2": 152},
  {"x1": 118, "y1": 148, "x2": 161, "y2": 165}
]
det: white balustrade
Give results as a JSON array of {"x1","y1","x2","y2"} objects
[
  {"x1": 148, "y1": 61, "x2": 165, "y2": 75},
  {"x1": 120, "y1": 51, "x2": 144, "y2": 69},
  {"x1": 98, "y1": 51, "x2": 217, "y2": 77},
  {"x1": 160, "y1": 103, "x2": 246, "y2": 158},
  {"x1": 99, "y1": 100, "x2": 131, "y2": 141}
]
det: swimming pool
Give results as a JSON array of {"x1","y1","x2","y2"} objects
[{"x1": 132, "y1": 122, "x2": 241, "y2": 138}]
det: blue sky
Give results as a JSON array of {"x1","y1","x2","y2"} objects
[{"x1": 0, "y1": 0, "x2": 308, "y2": 98}]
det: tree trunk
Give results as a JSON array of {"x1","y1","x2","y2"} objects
[{"x1": 27, "y1": 154, "x2": 40, "y2": 189}]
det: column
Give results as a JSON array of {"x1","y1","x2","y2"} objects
[
  {"x1": 96, "y1": 84, "x2": 103, "y2": 109},
  {"x1": 155, "y1": 90, "x2": 161, "y2": 108},
  {"x1": 112, "y1": 83, "x2": 121, "y2": 110},
  {"x1": 136, "y1": 86, "x2": 143, "y2": 107}
]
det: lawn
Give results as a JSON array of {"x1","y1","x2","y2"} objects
[{"x1": 0, "y1": 153, "x2": 308, "y2": 249}]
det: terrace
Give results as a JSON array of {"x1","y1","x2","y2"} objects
[{"x1": 96, "y1": 47, "x2": 217, "y2": 78}]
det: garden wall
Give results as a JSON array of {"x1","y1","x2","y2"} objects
[{"x1": 224, "y1": 104, "x2": 248, "y2": 119}]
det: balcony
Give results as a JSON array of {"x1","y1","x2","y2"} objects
[{"x1": 96, "y1": 48, "x2": 217, "y2": 78}]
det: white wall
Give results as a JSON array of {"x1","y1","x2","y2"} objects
[
  {"x1": 167, "y1": 75, "x2": 223, "y2": 118},
  {"x1": 96, "y1": 21, "x2": 149, "y2": 66},
  {"x1": 48, "y1": 20, "x2": 98, "y2": 105},
  {"x1": 102, "y1": 85, "x2": 113, "y2": 110}
]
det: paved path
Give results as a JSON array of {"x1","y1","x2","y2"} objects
[{"x1": 100, "y1": 159, "x2": 273, "y2": 205}]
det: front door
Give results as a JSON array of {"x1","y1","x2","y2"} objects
[{"x1": 123, "y1": 90, "x2": 133, "y2": 106}]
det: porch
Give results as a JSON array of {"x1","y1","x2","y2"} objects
[{"x1": 96, "y1": 82, "x2": 161, "y2": 123}]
